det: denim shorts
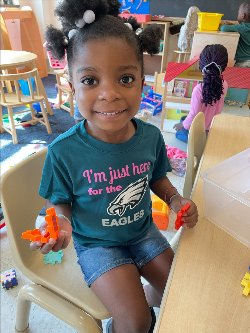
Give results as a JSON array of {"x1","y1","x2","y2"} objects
[{"x1": 73, "y1": 223, "x2": 170, "y2": 286}]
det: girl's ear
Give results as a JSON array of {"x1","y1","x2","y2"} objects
[{"x1": 68, "y1": 81, "x2": 75, "y2": 94}]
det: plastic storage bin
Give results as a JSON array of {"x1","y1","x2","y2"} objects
[
  {"x1": 202, "y1": 149, "x2": 250, "y2": 248},
  {"x1": 197, "y1": 12, "x2": 224, "y2": 31},
  {"x1": 47, "y1": 51, "x2": 67, "y2": 69},
  {"x1": 136, "y1": 102, "x2": 155, "y2": 122}
]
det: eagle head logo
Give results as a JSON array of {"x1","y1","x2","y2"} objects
[{"x1": 107, "y1": 176, "x2": 148, "y2": 217}]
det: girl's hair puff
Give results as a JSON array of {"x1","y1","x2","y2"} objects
[
  {"x1": 199, "y1": 44, "x2": 228, "y2": 106},
  {"x1": 45, "y1": 0, "x2": 162, "y2": 79}
]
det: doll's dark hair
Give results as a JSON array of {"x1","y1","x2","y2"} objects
[
  {"x1": 199, "y1": 44, "x2": 228, "y2": 106},
  {"x1": 45, "y1": 0, "x2": 162, "y2": 79}
]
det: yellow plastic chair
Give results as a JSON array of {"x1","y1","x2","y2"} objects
[
  {"x1": 0, "y1": 69, "x2": 52, "y2": 144},
  {"x1": 183, "y1": 112, "x2": 207, "y2": 198},
  {"x1": 1, "y1": 149, "x2": 109, "y2": 332}
]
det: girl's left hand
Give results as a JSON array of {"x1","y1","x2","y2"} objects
[
  {"x1": 173, "y1": 122, "x2": 184, "y2": 131},
  {"x1": 170, "y1": 195, "x2": 198, "y2": 229}
]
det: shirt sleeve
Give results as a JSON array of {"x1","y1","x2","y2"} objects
[
  {"x1": 149, "y1": 132, "x2": 172, "y2": 186},
  {"x1": 220, "y1": 24, "x2": 241, "y2": 33},
  {"x1": 39, "y1": 146, "x2": 73, "y2": 205},
  {"x1": 182, "y1": 84, "x2": 202, "y2": 130}
]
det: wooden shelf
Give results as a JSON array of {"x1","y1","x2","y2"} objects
[{"x1": 142, "y1": 20, "x2": 178, "y2": 76}]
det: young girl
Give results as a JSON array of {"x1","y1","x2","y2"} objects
[
  {"x1": 32, "y1": 1, "x2": 198, "y2": 332},
  {"x1": 174, "y1": 44, "x2": 228, "y2": 143}
]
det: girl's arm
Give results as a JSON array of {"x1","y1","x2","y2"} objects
[
  {"x1": 182, "y1": 84, "x2": 203, "y2": 130},
  {"x1": 150, "y1": 176, "x2": 198, "y2": 229},
  {"x1": 30, "y1": 201, "x2": 73, "y2": 254}
]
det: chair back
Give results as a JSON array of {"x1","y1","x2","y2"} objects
[
  {"x1": 183, "y1": 112, "x2": 206, "y2": 198},
  {"x1": 0, "y1": 68, "x2": 42, "y2": 104},
  {"x1": 1, "y1": 149, "x2": 109, "y2": 319}
]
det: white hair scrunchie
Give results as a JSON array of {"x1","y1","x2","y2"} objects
[
  {"x1": 124, "y1": 22, "x2": 133, "y2": 30},
  {"x1": 68, "y1": 29, "x2": 77, "y2": 39},
  {"x1": 202, "y1": 61, "x2": 222, "y2": 74},
  {"x1": 135, "y1": 28, "x2": 143, "y2": 35},
  {"x1": 75, "y1": 10, "x2": 95, "y2": 28}
]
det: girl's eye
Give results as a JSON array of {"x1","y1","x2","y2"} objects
[
  {"x1": 120, "y1": 75, "x2": 134, "y2": 84},
  {"x1": 81, "y1": 77, "x2": 97, "y2": 86}
]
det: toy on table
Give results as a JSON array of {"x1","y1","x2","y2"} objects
[
  {"x1": 175, "y1": 203, "x2": 191, "y2": 230},
  {"x1": 21, "y1": 207, "x2": 59, "y2": 243},
  {"x1": 151, "y1": 194, "x2": 169, "y2": 230},
  {"x1": 1, "y1": 269, "x2": 18, "y2": 290},
  {"x1": 241, "y1": 271, "x2": 250, "y2": 297}
]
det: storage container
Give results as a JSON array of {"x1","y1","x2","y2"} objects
[
  {"x1": 136, "y1": 102, "x2": 155, "y2": 122},
  {"x1": 47, "y1": 51, "x2": 66, "y2": 69},
  {"x1": 197, "y1": 12, "x2": 224, "y2": 31},
  {"x1": 202, "y1": 149, "x2": 250, "y2": 248}
]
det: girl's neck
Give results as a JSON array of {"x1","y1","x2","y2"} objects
[{"x1": 85, "y1": 120, "x2": 136, "y2": 144}]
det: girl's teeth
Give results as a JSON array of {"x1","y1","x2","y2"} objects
[{"x1": 99, "y1": 110, "x2": 123, "y2": 115}]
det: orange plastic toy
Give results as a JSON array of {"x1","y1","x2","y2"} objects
[
  {"x1": 151, "y1": 194, "x2": 169, "y2": 230},
  {"x1": 21, "y1": 207, "x2": 59, "y2": 243},
  {"x1": 175, "y1": 203, "x2": 191, "y2": 230}
]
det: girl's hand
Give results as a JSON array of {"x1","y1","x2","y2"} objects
[
  {"x1": 30, "y1": 216, "x2": 72, "y2": 254},
  {"x1": 173, "y1": 122, "x2": 184, "y2": 131},
  {"x1": 170, "y1": 195, "x2": 198, "y2": 229}
]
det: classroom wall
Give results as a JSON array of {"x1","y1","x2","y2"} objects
[
  {"x1": 19, "y1": 0, "x2": 60, "y2": 42},
  {"x1": 150, "y1": 0, "x2": 243, "y2": 20}
]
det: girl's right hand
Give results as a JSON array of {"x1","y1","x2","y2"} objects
[{"x1": 30, "y1": 216, "x2": 72, "y2": 254}]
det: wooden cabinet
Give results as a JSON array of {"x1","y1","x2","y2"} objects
[
  {"x1": 0, "y1": 9, "x2": 48, "y2": 77},
  {"x1": 190, "y1": 31, "x2": 240, "y2": 67},
  {"x1": 142, "y1": 20, "x2": 179, "y2": 83}
]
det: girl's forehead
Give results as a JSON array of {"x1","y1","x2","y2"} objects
[
  {"x1": 74, "y1": 38, "x2": 140, "y2": 65},
  {"x1": 72, "y1": 38, "x2": 142, "y2": 75}
]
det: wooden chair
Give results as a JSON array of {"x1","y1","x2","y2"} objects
[
  {"x1": 45, "y1": 49, "x2": 74, "y2": 117},
  {"x1": 183, "y1": 112, "x2": 207, "y2": 198},
  {"x1": 0, "y1": 69, "x2": 52, "y2": 144},
  {"x1": 54, "y1": 69, "x2": 74, "y2": 117},
  {"x1": 173, "y1": 50, "x2": 191, "y2": 63},
  {"x1": 170, "y1": 112, "x2": 206, "y2": 252},
  {"x1": 1, "y1": 149, "x2": 110, "y2": 333}
]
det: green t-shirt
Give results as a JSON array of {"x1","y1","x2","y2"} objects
[
  {"x1": 220, "y1": 23, "x2": 250, "y2": 62},
  {"x1": 39, "y1": 119, "x2": 171, "y2": 247}
]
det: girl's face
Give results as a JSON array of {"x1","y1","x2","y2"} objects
[{"x1": 71, "y1": 38, "x2": 144, "y2": 143}]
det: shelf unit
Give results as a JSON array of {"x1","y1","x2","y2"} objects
[{"x1": 142, "y1": 20, "x2": 179, "y2": 85}]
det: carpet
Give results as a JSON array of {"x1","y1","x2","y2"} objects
[{"x1": 1, "y1": 75, "x2": 75, "y2": 174}]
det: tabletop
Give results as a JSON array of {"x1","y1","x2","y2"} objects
[
  {"x1": 155, "y1": 114, "x2": 250, "y2": 333},
  {"x1": 0, "y1": 50, "x2": 37, "y2": 69}
]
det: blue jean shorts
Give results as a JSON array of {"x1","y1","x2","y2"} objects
[{"x1": 73, "y1": 223, "x2": 170, "y2": 286}]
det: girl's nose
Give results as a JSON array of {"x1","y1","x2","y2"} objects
[{"x1": 97, "y1": 82, "x2": 121, "y2": 102}]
